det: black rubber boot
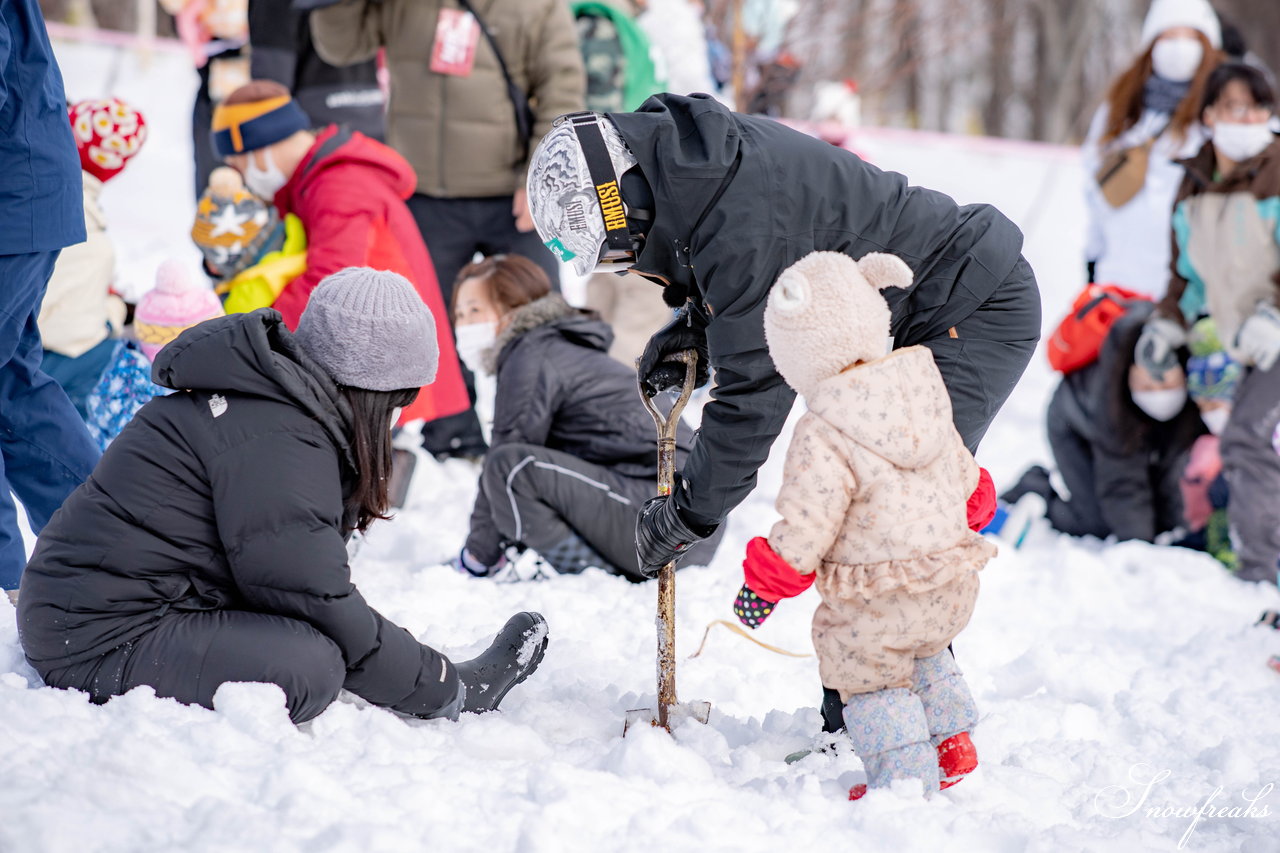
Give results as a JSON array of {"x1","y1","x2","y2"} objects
[
  {"x1": 998, "y1": 464, "x2": 1054, "y2": 504},
  {"x1": 455, "y1": 612, "x2": 549, "y2": 713}
]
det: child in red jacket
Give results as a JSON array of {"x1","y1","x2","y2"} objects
[{"x1": 210, "y1": 80, "x2": 467, "y2": 424}]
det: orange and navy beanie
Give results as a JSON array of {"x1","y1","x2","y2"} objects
[
  {"x1": 211, "y1": 93, "x2": 311, "y2": 158},
  {"x1": 69, "y1": 98, "x2": 147, "y2": 183}
]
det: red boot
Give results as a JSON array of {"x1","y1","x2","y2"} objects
[{"x1": 937, "y1": 732, "x2": 978, "y2": 789}]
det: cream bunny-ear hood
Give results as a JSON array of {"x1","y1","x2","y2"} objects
[{"x1": 856, "y1": 252, "x2": 914, "y2": 291}]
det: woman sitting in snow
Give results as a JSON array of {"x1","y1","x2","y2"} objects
[
  {"x1": 733, "y1": 251, "x2": 993, "y2": 799},
  {"x1": 1000, "y1": 302, "x2": 1204, "y2": 543},
  {"x1": 18, "y1": 269, "x2": 547, "y2": 724},
  {"x1": 449, "y1": 254, "x2": 723, "y2": 581}
]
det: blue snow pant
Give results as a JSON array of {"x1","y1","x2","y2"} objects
[{"x1": 0, "y1": 250, "x2": 101, "y2": 589}]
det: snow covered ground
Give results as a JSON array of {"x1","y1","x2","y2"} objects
[{"x1": 1, "y1": 36, "x2": 1277, "y2": 853}]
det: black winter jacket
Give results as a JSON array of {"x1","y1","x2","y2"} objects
[
  {"x1": 608, "y1": 94, "x2": 1030, "y2": 526},
  {"x1": 1050, "y1": 304, "x2": 1204, "y2": 541},
  {"x1": 249, "y1": 0, "x2": 385, "y2": 141},
  {"x1": 19, "y1": 311, "x2": 453, "y2": 715},
  {"x1": 468, "y1": 295, "x2": 692, "y2": 552}
]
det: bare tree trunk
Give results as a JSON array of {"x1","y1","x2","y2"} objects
[{"x1": 983, "y1": 0, "x2": 1015, "y2": 138}]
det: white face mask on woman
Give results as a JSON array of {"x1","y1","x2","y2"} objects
[
  {"x1": 1213, "y1": 121, "x2": 1276, "y2": 163},
  {"x1": 1151, "y1": 36, "x2": 1204, "y2": 83},
  {"x1": 1133, "y1": 388, "x2": 1187, "y2": 421},
  {"x1": 1201, "y1": 407, "x2": 1231, "y2": 436},
  {"x1": 245, "y1": 148, "x2": 289, "y2": 200},
  {"x1": 454, "y1": 321, "x2": 498, "y2": 376}
]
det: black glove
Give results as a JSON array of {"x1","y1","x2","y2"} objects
[
  {"x1": 637, "y1": 306, "x2": 710, "y2": 398},
  {"x1": 635, "y1": 494, "x2": 717, "y2": 578},
  {"x1": 1086, "y1": 260, "x2": 1097, "y2": 284}
]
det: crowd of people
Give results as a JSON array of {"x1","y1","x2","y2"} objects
[
  {"x1": 997, "y1": 0, "x2": 1280, "y2": 587},
  {"x1": 1, "y1": 0, "x2": 1275, "y2": 806}
]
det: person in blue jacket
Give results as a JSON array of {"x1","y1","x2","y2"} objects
[{"x1": 0, "y1": 1, "x2": 102, "y2": 602}]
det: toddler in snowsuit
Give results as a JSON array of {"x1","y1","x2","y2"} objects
[{"x1": 735, "y1": 251, "x2": 996, "y2": 798}]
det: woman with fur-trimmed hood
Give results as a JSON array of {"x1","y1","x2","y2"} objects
[
  {"x1": 733, "y1": 251, "x2": 995, "y2": 800},
  {"x1": 448, "y1": 255, "x2": 723, "y2": 581}
]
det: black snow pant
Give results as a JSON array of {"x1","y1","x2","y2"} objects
[
  {"x1": 408, "y1": 194, "x2": 562, "y2": 458},
  {"x1": 1221, "y1": 361, "x2": 1280, "y2": 584},
  {"x1": 466, "y1": 443, "x2": 724, "y2": 581},
  {"x1": 822, "y1": 255, "x2": 1042, "y2": 733},
  {"x1": 37, "y1": 610, "x2": 460, "y2": 724},
  {"x1": 191, "y1": 52, "x2": 242, "y2": 201},
  {"x1": 1043, "y1": 389, "x2": 1110, "y2": 539}
]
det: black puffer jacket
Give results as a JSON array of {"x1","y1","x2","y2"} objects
[
  {"x1": 467, "y1": 295, "x2": 692, "y2": 553},
  {"x1": 608, "y1": 94, "x2": 1030, "y2": 526},
  {"x1": 249, "y1": 0, "x2": 385, "y2": 141},
  {"x1": 482, "y1": 294, "x2": 693, "y2": 476},
  {"x1": 19, "y1": 311, "x2": 452, "y2": 715}
]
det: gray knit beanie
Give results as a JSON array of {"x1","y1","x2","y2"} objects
[{"x1": 294, "y1": 267, "x2": 438, "y2": 391}]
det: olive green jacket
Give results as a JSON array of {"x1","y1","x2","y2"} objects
[{"x1": 311, "y1": 0, "x2": 585, "y2": 198}]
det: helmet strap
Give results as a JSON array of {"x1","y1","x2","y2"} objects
[{"x1": 564, "y1": 112, "x2": 637, "y2": 253}]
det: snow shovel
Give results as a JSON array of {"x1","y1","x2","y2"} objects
[{"x1": 625, "y1": 350, "x2": 712, "y2": 735}]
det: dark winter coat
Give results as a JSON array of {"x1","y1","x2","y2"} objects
[
  {"x1": 310, "y1": 0, "x2": 585, "y2": 197},
  {"x1": 607, "y1": 93, "x2": 1029, "y2": 526},
  {"x1": 274, "y1": 124, "x2": 468, "y2": 424},
  {"x1": 1049, "y1": 303, "x2": 1204, "y2": 542},
  {"x1": 19, "y1": 311, "x2": 457, "y2": 717},
  {"x1": 0, "y1": 0, "x2": 86, "y2": 255},
  {"x1": 248, "y1": 0, "x2": 385, "y2": 141},
  {"x1": 468, "y1": 295, "x2": 692, "y2": 550},
  {"x1": 484, "y1": 294, "x2": 692, "y2": 476}
]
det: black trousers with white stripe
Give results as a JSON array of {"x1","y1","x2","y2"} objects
[{"x1": 466, "y1": 444, "x2": 724, "y2": 581}]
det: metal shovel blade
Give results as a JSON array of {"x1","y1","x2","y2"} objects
[{"x1": 623, "y1": 701, "x2": 712, "y2": 735}]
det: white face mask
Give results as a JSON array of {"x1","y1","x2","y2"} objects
[
  {"x1": 1133, "y1": 388, "x2": 1187, "y2": 421},
  {"x1": 244, "y1": 148, "x2": 289, "y2": 200},
  {"x1": 1151, "y1": 36, "x2": 1204, "y2": 83},
  {"x1": 1201, "y1": 407, "x2": 1231, "y2": 435},
  {"x1": 454, "y1": 321, "x2": 497, "y2": 376},
  {"x1": 1212, "y1": 121, "x2": 1275, "y2": 163}
]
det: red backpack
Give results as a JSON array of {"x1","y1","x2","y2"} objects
[{"x1": 1047, "y1": 283, "x2": 1153, "y2": 374}]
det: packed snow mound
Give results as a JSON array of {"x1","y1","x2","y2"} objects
[{"x1": 0, "y1": 37, "x2": 1275, "y2": 853}]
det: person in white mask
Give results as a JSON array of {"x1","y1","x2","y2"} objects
[
  {"x1": 1082, "y1": 0, "x2": 1223, "y2": 299},
  {"x1": 210, "y1": 79, "x2": 469, "y2": 430},
  {"x1": 998, "y1": 303, "x2": 1205, "y2": 546},
  {"x1": 448, "y1": 254, "x2": 722, "y2": 581},
  {"x1": 1138, "y1": 62, "x2": 1280, "y2": 584}
]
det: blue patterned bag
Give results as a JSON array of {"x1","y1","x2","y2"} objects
[{"x1": 85, "y1": 340, "x2": 167, "y2": 451}]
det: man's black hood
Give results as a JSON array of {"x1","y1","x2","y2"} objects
[
  {"x1": 152, "y1": 309, "x2": 356, "y2": 471},
  {"x1": 608, "y1": 94, "x2": 742, "y2": 292}
]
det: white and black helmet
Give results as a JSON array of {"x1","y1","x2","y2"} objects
[{"x1": 526, "y1": 112, "x2": 640, "y2": 277}]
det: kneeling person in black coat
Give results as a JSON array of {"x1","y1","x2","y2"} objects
[
  {"x1": 450, "y1": 255, "x2": 723, "y2": 581},
  {"x1": 1002, "y1": 303, "x2": 1205, "y2": 542},
  {"x1": 18, "y1": 268, "x2": 548, "y2": 724}
]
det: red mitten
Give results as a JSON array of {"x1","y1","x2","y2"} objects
[
  {"x1": 743, "y1": 537, "x2": 814, "y2": 602},
  {"x1": 967, "y1": 467, "x2": 997, "y2": 532}
]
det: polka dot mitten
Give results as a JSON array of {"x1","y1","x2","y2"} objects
[{"x1": 733, "y1": 584, "x2": 778, "y2": 629}]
